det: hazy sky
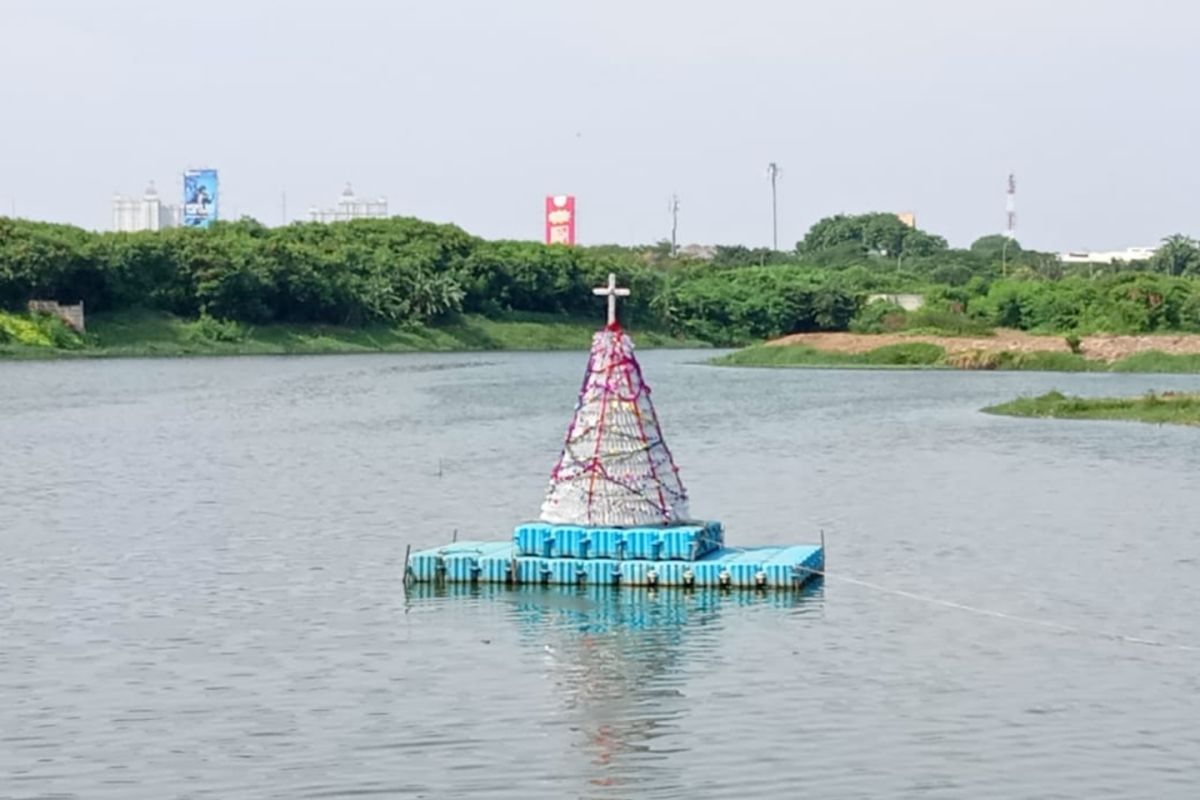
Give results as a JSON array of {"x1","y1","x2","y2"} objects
[{"x1": 2, "y1": 0, "x2": 1197, "y2": 250}]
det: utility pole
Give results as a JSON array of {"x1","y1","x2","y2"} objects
[
  {"x1": 281, "y1": 191, "x2": 287, "y2": 226},
  {"x1": 669, "y1": 193, "x2": 680, "y2": 256},
  {"x1": 1002, "y1": 171, "x2": 1016, "y2": 277},
  {"x1": 767, "y1": 162, "x2": 782, "y2": 250}
]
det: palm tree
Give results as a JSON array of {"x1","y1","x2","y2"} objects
[{"x1": 1152, "y1": 234, "x2": 1200, "y2": 276}]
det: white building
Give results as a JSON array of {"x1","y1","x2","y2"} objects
[
  {"x1": 1058, "y1": 246, "x2": 1157, "y2": 264},
  {"x1": 112, "y1": 182, "x2": 182, "y2": 232},
  {"x1": 308, "y1": 183, "x2": 388, "y2": 223}
]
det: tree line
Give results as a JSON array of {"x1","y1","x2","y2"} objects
[{"x1": 2, "y1": 213, "x2": 1199, "y2": 345}]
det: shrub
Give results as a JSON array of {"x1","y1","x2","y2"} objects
[
  {"x1": 862, "y1": 342, "x2": 945, "y2": 365},
  {"x1": 903, "y1": 307, "x2": 994, "y2": 336},
  {"x1": 0, "y1": 311, "x2": 84, "y2": 349},
  {"x1": 1004, "y1": 351, "x2": 1099, "y2": 372},
  {"x1": 945, "y1": 349, "x2": 1003, "y2": 370},
  {"x1": 182, "y1": 314, "x2": 247, "y2": 344},
  {"x1": 0, "y1": 313, "x2": 52, "y2": 346},
  {"x1": 712, "y1": 344, "x2": 862, "y2": 367},
  {"x1": 849, "y1": 301, "x2": 907, "y2": 334},
  {"x1": 1111, "y1": 351, "x2": 1200, "y2": 373}
]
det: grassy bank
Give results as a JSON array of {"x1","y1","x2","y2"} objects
[
  {"x1": 984, "y1": 390, "x2": 1200, "y2": 426},
  {"x1": 0, "y1": 310, "x2": 705, "y2": 360},
  {"x1": 713, "y1": 342, "x2": 950, "y2": 369},
  {"x1": 713, "y1": 342, "x2": 1200, "y2": 374}
]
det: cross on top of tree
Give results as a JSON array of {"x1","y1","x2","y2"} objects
[{"x1": 592, "y1": 272, "x2": 630, "y2": 327}]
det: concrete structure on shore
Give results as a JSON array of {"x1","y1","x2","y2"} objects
[
  {"x1": 112, "y1": 182, "x2": 182, "y2": 232},
  {"x1": 308, "y1": 183, "x2": 388, "y2": 223},
  {"x1": 28, "y1": 300, "x2": 85, "y2": 332}
]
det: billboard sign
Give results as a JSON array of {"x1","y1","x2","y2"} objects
[
  {"x1": 544, "y1": 195, "x2": 576, "y2": 245},
  {"x1": 183, "y1": 169, "x2": 219, "y2": 228}
]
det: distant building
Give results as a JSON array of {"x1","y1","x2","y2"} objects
[
  {"x1": 309, "y1": 183, "x2": 388, "y2": 223},
  {"x1": 676, "y1": 243, "x2": 717, "y2": 260},
  {"x1": 112, "y1": 182, "x2": 182, "y2": 232},
  {"x1": 896, "y1": 212, "x2": 917, "y2": 229},
  {"x1": 867, "y1": 293, "x2": 925, "y2": 311},
  {"x1": 1058, "y1": 246, "x2": 1157, "y2": 264}
]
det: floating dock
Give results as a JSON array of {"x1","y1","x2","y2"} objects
[{"x1": 405, "y1": 537, "x2": 824, "y2": 590}]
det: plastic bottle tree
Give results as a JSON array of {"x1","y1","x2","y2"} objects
[{"x1": 540, "y1": 274, "x2": 689, "y2": 527}]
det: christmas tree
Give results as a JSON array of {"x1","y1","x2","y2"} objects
[{"x1": 539, "y1": 274, "x2": 690, "y2": 527}]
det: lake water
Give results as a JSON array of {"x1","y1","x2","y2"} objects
[{"x1": 3, "y1": 350, "x2": 1200, "y2": 799}]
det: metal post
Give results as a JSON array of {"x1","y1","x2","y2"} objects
[
  {"x1": 669, "y1": 194, "x2": 679, "y2": 256},
  {"x1": 767, "y1": 162, "x2": 781, "y2": 250}
]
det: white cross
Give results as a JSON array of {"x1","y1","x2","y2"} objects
[{"x1": 592, "y1": 272, "x2": 630, "y2": 326}]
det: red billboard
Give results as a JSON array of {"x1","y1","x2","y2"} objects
[{"x1": 544, "y1": 195, "x2": 576, "y2": 245}]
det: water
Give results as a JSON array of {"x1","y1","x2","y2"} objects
[{"x1": 3, "y1": 351, "x2": 1200, "y2": 798}]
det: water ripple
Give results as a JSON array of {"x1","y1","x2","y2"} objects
[{"x1": 2, "y1": 354, "x2": 1200, "y2": 797}]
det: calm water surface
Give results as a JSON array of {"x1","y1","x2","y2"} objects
[{"x1": 3, "y1": 350, "x2": 1200, "y2": 798}]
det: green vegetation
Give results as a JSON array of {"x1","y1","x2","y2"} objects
[
  {"x1": 0, "y1": 309, "x2": 703, "y2": 359},
  {"x1": 798, "y1": 212, "x2": 948, "y2": 261},
  {"x1": 1108, "y1": 351, "x2": 1200, "y2": 373},
  {"x1": 714, "y1": 342, "x2": 947, "y2": 369},
  {"x1": 0, "y1": 310, "x2": 85, "y2": 353},
  {"x1": 3, "y1": 213, "x2": 1200, "y2": 359},
  {"x1": 713, "y1": 343, "x2": 1200, "y2": 373},
  {"x1": 997, "y1": 351, "x2": 1099, "y2": 372},
  {"x1": 984, "y1": 390, "x2": 1200, "y2": 426}
]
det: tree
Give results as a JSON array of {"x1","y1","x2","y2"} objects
[
  {"x1": 970, "y1": 234, "x2": 1021, "y2": 259},
  {"x1": 1150, "y1": 234, "x2": 1200, "y2": 277},
  {"x1": 799, "y1": 213, "x2": 948, "y2": 261}
]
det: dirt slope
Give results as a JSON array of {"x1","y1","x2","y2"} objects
[{"x1": 767, "y1": 330, "x2": 1200, "y2": 361}]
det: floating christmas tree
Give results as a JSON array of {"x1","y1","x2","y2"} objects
[
  {"x1": 539, "y1": 274, "x2": 690, "y2": 527},
  {"x1": 406, "y1": 274, "x2": 825, "y2": 589}
]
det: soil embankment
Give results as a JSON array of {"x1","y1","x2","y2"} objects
[{"x1": 767, "y1": 330, "x2": 1200, "y2": 362}]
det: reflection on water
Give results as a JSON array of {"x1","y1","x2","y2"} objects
[{"x1": 406, "y1": 584, "x2": 823, "y2": 795}]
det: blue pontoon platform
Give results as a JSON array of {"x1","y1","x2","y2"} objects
[{"x1": 405, "y1": 533, "x2": 824, "y2": 590}]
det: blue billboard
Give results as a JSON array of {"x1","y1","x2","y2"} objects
[{"x1": 183, "y1": 169, "x2": 218, "y2": 227}]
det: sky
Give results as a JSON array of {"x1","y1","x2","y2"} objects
[{"x1": 1, "y1": 0, "x2": 1197, "y2": 251}]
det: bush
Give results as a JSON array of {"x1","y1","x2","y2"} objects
[
  {"x1": 849, "y1": 301, "x2": 907, "y2": 333},
  {"x1": 862, "y1": 342, "x2": 945, "y2": 365},
  {"x1": 1111, "y1": 351, "x2": 1200, "y2": 373},
  {"x1": 0, "y1": 313, "x2": 52, "y2": 346},
  {"x1": 662, "y1": 266, "x2": 858, "y2": 345},
  {"x1": 182, "y1": 314, "x2": 247, "y2": 344},
  {"x1": 903, "y1": 307, "x2": 994, "y2": 336},
  {"x1": 712, "y1": 344, "x2": 863, "y2": 367},
  {"x1": 944, "y1": 349, "x2": 1004, "y2": 370},
  {"x1": 0, "y1": 311, "x2": 84, "y2": 349},
  {"x1": 1002, "y1": 351, "x2": 1099, "y2": 372}
]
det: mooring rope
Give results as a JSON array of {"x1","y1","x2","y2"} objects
[{"x1": 804, "y1": 565, "x2": 1200, "y2": 653}]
